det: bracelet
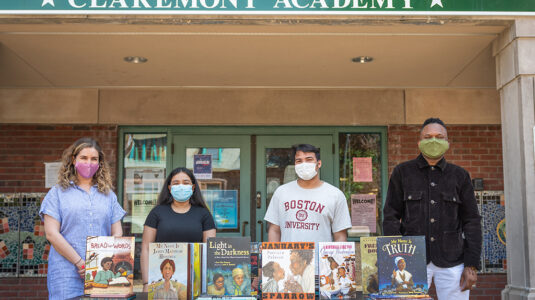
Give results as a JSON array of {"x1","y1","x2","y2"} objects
[
  {"x1": 143, "y1": 282, "x2": 148, "y2": 285},
  {"x1": 468, "y1": 266, "x2": 478, "y2": 272},
  {"x1": 75, "y1": 257, "x2": 83, "y2": 266}
]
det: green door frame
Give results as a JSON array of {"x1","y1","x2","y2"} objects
[
  {"x1": 117, "y1": 126, "x2": 388, "y2": 241},
  {"x1": 172, "y1": 134, "x2": 251, "y2": 238},
  {"x1": 255, "y1": 135, "x2": 335, "y2": 242}
]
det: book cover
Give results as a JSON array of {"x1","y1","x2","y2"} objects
[
  {"x1": 354, "y1": 242, "x2": 362, "y2": 291},
  {"x1": 261, "y1": 242, "x2": 315, "y2": 300},
  {"x1": 366, "y1": 295, "x2": 433, "y2": 300},
  {"x1": 318, "y1": 242, "x2": 358, "y2": 299},
  {"x1": 196, "y1": 297, "x2": 257, "y2": 300},
  {"x1": 147, "y1": 243, "x2": 190, "y2": 300},
  {"x1": 360, "y1": 237, "x2": 378, "y2": 295},
  {"x1": 250, "y1": 242, "x2": 262, "y2": 297},
  {"x1": 376, "y1": 236, "x2": 428, "y2": 296},
  {"x1": 206, "y1": 237, "x2": 251, "y2": 296},
  {"x1": 84, "y1": 236, "x2": 135, "y2": 298},
  {"x1": 191, "y1": 243, "x2": 203, "y2": 298},
  {"x1": 202, "y1": 242, "x2": 207, "y2": 294}
]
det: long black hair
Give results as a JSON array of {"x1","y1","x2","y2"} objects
[{"x1": 157, "y1": 167, "x2": 209, "y2": 209}]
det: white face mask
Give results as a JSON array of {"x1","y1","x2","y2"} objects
[{"x1": 294, "y1": 162, "x2": 318, "y2": 180}]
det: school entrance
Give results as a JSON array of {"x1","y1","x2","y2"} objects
[{"x1": 119, "y1": 127, "x2": 388, "y2": 242}]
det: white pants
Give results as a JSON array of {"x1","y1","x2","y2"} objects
[{"x1": 427, "y1": 262, "x2": 469, "y2": 300}]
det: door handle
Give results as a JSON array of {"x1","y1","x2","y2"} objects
[
  {"x1": 242, "y1": 221, "x2": 249, "y2": 237},
  {"x1": 257, "y1": 221, "x2": 264, "y2": 241},
  {"x1": 256, "y1": 191, "x2": 262, "y2": 209}
]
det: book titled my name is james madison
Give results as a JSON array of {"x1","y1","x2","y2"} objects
[
  {"x1": 84, "y1": 236, "x2": 135, "y2": 298},
  {"x1": 261, "y1": 242, "x2": 315, "y2": 300},
  {"x1": 148, "y1": 243, "x2": 190, "y2": 300},
  {"x1": 206, "y1": 237, "x2": 251, "y2": 296},
  {"x1": 376, "y1": 236, "x2": 428, "y2": 297}
]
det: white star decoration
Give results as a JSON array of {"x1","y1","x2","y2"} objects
[
  {"x1": 430, "y1": 0, "x2": 443, "y2": 8},
  {"x1": 42, "y1": 0, "x2": 55, "y2": 7}
]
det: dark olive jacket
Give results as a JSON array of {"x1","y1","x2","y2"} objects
[{"x1": 383, "y1": 154, "x2": 482, "y2": 269}]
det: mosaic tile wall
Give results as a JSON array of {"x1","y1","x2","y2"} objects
[
  {"x1": 0, "y1": 193, "x2": 48, "y2": 277},
  {"x1": 476, "y1": 191, "x2": 506, "y2": 273}
]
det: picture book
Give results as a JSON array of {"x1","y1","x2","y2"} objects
[
  {"x1": 147, "y1": 243, "x2": 190, "y2": 300},
  {"x1": 202, "y1": 242, "x2": 207, "y2": 294},
  {"x1": 206, "y1": 237, "x2": 251, "y2": 296},
  {"x1": 360, "y1": 237, "x2": 378, "y2": 295},
  {"x1": 84, "y1": 236, "x2": 135, "y2": 298},
  {"x1": 196, "y1": 297, "x2": 257, "y2": 300},
  {"x1": 365, "y1": 295, "x2": 433, "y2": 300},
  {"x1": 191, "y1": 243, "x2": 204, "y2": 298},
  {"x1": 354, "y1": 242, "x2": 362, "y2": 291},
  {"x1": 250, "y1": 242, "x2": 262, "y2": 297},
  {"x1": 376, "y1": 236, "x2": 428, "y2": 296},
  {"x1": 318, "y1": 242, "x2": 358, "y2": 299},
  {"x1": 261, "y1": 242, "x2": 315, "y2": 300}
]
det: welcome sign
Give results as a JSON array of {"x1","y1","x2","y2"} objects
[{"x1": 1, "y1": 0, "x2": 535, "y2": 14}]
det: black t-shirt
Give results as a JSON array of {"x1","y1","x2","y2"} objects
[{"x1": 144, "y1": 204, "x2": 216, "y2": 243}]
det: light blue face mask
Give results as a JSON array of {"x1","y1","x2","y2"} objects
[{"x1": 170, "y1": 184, "x2": 193, "y2": 202}]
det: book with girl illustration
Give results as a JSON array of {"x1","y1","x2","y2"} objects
[
  {"x1": 318, "y1": 242, "x2": 358, "y2": 299},
  {"x1": 147, "y1": 242, "x2": 190, "y2": 300},
  {"x1": 84, "y1": 236, "x2": 135, "y2": 298},
  {"x1": 206, "y1": 237, "x2": 251, "y2": 296},
  {"x1": 261, "y1": 242, "x2": 315, "y2": 300}
]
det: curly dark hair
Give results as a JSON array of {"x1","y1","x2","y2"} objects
[
  {"x1": 291, "y1": 249, "x2": 314, "y2": 265},
  {"x1": 263, "y1": 261, "x2": 276, "y2": 279}
]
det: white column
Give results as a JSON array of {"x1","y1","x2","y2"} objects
[{"x1": 493, "y1": 19, "x2": 535, "y2": 300}]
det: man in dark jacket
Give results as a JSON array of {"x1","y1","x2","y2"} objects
[{"x1": 383, "y1": 117, "x2": 481, "y2": 300}]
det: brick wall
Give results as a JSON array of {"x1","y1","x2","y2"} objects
[
  {"x1": 0, "y1": 278, "x2": 47, "y2": 300},
  {"x1": 388, "y1": 125, "x2": 504, "y2": 191},
  {"x1": 0, "y1": 124, "x2": 507, "y2": 299},
  {"x1": 0, "y1": 124, "x2": 118, "y2": 193},
  {"x1": 0, "y1": 124, "x2": 118, "y2": 299}
]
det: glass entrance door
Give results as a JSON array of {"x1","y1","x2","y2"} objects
[
  {"x1": 172, "y1": 135, "x2": 251, "y2": 238},
  {"x1": 255, "y1": 135, "x2": 334, "y2": 242}
]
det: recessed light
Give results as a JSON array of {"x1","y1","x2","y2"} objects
[
  {"x1": 124, "y1": 56, "x2": 148, "y2": 64},
  {"x1": 352, "y1": 56, "x2": 373, "y2": 63}
]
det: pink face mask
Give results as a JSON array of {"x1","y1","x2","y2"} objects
[{"x1": 75, "y1": 161, "x2": 100, "y2": 179}]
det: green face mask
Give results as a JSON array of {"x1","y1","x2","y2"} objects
[{"x1": 418, "y1": 137, "x2": 449, "y2": 159}]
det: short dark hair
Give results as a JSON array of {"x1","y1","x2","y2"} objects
[
  {"x1": 421, "y1": 118, "x2": 446, "y2": 130},
  {"x1": 101, "y1": 257, "x2": 114, "y2": 268},
  {"x1": 291, "y1": 144, "x2": 320, "y2": 161},
  {"x1": 213, "y1": 273, "x2": 224, "y2": 284}
]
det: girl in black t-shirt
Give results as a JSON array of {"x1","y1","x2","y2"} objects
[{"x1": 141, "y1": 167, "x2": 216, "y2": 292}]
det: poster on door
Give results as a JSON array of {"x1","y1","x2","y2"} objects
[
  {"x1": 353, "y1": 157, "x2": 373, "y2": 182},
  {"x1": 351, "y1": 194, "x2": 376, "y2": 233},
  {"x1": 131, "y1": 193, "x2": 158, "y2": 234},
  {"x1": 194, "y1": 154, "x2": 213, "y2": 179},
  {"x1": 202, "y1": 190, "x2": 238, "y2": 229}
]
